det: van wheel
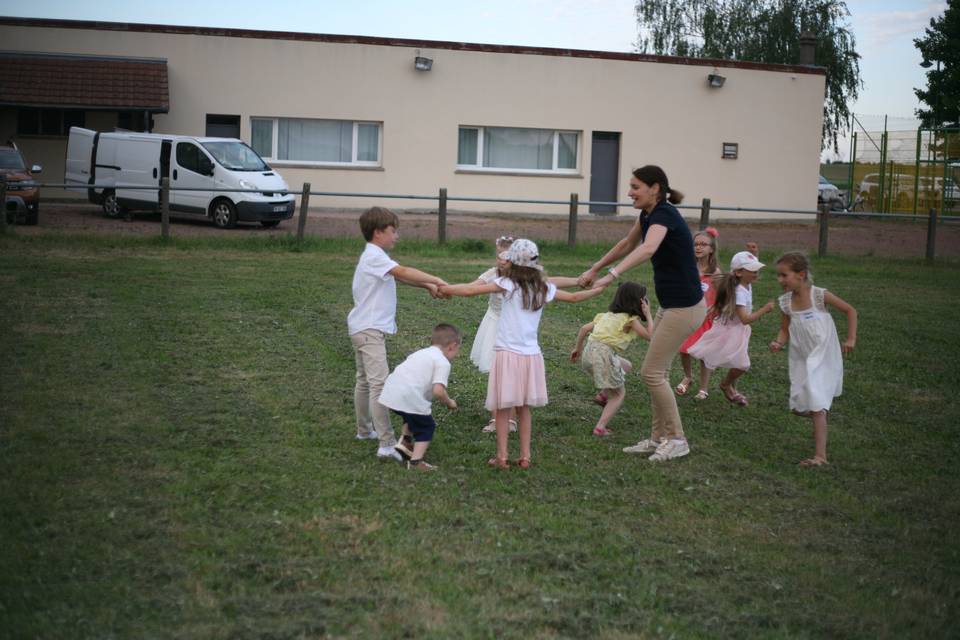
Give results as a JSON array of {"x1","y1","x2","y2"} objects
[
  {"x1": 260, "y1": 220, "x2": 280, "y2": 228},
  {"x1": 211, "y1": 199, "x2": 238, "y2": 229},
  {"x1": 102, "y1": 191, "x2": 125, "y2": 218}
]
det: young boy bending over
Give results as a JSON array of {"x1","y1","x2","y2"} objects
[{"x1": 378, "y1": 324, "x2": 461, "y2": 471}]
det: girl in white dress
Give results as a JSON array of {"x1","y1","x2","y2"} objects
[
  {"x1": 687, "y1": 251, "x2": 775, "y2": 406},
  {"x1": 471, "y1": 236, "x2": 519, "y2": 433},
  {"x1": 769, "y1": 252, "x2": 858, "y2": 467}
]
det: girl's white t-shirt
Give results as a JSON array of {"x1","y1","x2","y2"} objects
[
  {"x1": 735, "y1": 283, "x2": 753, "y2": 311},
  {"x1": 493, "y1": 277, "x2": 557, "y2": 355}
]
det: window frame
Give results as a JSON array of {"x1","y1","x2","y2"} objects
[
  {"x1": 251, "y1": 117, "x2": 382, "y2": 167},
  {"x1": 456, "y1": 125, "x2": 580, "y2": 175}
]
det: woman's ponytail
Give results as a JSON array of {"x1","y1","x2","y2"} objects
[{"x1": 667, "y1": 189, "x2": 684, "y2": 205}]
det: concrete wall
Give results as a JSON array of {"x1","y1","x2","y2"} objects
[{"x1": 1, "y1": 22, "x2": 825, "y2": 216}]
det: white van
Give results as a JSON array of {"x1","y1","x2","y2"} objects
[{"x1": 65, "y1": 127, "x2": 296, "y2": 228}]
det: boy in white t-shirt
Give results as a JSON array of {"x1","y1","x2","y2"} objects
[
  {"x1": 347, "y1": 207, "x2": 448, "y2": 462},
  {"x1": 378, "y1": 324, "x2": 461, "y2": 471}
]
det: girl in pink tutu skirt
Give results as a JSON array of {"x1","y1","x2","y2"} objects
[
  {"x1": 440, "y1": 239, "x2": 603, "y2": 469},
  {"x1": 687, "y1": 251, "x2": 775, "y2": 406}
]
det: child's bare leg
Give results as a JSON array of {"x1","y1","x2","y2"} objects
[
  {"x1": 494, "y1": 408, "x2": 512, "y2": 461},
  {"x1": 697, "y1": 360, "x2": 712, "y2": 394},
  {"x1": 675, "y1": 354, "x2": 693, "y2": 393},
  {"x1": 517, "y1": 405, "x2": 532, "y2": 461},
  {"x1": 719, "y1": 369, "x2": 745, "y2": 397},
  {"x1": 595, "y1": 386, "x2": 625, "y2": 431},
  {"x1": 411, "y1": 440, "x2": 430, "y2": 460},
  {"x1": 801, "y1": 410, "x2": 829, "y2": 465}
]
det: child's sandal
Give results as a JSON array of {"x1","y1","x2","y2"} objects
[
  {"x1": 487, "y1": 457, "x2": 510, "y2": 470},
  {"x1": 516, "y1": 457, "x2": 531, "y2": 470},
  {"x1": 694, "y1": 390, "x2": 709, "y2": 401}
]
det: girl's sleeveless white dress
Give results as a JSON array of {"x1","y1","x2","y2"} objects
[
  {"x1": 470, "y1": 268, "x2": 501, "y2": 373},
  {"x1": 778, "y1": 286, "x2": 843, "y2": 413}
]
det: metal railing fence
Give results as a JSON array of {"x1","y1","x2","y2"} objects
[{"x1": 4, "y1": 176, "x2": 956, "y2": 262}]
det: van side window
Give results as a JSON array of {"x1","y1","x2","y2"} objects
[{"x1": 176, "y1": 143, "x2": 205, "y2": 174}]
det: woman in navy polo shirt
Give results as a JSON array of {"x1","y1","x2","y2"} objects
[{"x1": 579, "y1": 165, "x2": 706, "y2": 462}]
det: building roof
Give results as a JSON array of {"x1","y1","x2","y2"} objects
[
  {"x1": 0, "y1": 16, "x2": 825, "y2": 77},
  {"x1": 0, "y1": 51, "x2": 169, "y2": 111}
]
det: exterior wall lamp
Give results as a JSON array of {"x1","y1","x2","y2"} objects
[
  {"x1": 707, "y1": 73, "x2": 726, "y2": 88},
  {"x1": 414, "y1": 56, "x2": 433, "y2": 71}
]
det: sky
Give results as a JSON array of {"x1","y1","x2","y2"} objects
[{"x1": 1, "y1": 0, "x2": 947, "y2": 159}]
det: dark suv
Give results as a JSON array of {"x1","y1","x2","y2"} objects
[{"x1": 1, "y1": 143, "x2": 41, "y2": 225}]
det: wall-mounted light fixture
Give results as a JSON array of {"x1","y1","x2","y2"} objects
[
  {"x1": 414, "y1": 56, "x2": 433, "y2": 71},
  {"x1": 707, "y1": 73, "x2": 726, "y2": 88}
]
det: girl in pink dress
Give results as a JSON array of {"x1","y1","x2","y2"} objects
[
  {"x1": 675, "y1": 227, "x2": 722, "y2": 400},
  {"x1": 687, "y1": 251, "x2": 775, "y2": 406},
  {"x1": 440, "y1": 239, "x2": 603, "y2": 469}
]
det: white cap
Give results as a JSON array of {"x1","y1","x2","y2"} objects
[
  {"x1": 499, "y1": 238, "x2": 543, "y2": 270},
  {"x1": 730, "y1": 251, "x2": 765, "y2": 272}
]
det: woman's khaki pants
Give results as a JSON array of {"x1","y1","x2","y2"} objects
[{"x1": 640, "y1": 300, "x2": 707, "y2": 442}]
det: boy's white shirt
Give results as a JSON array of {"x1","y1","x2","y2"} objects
[
  {"x1": 347, "y1": 243, "x2": 399, "y2": 336},
  {"x1": 493, "y1": 277, "x2": 557, "y2": 355},
  {"x1": 378, "y1": 346, "x2": 451, "y2": 415}
]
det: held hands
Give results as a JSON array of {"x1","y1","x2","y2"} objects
[
  {"x1": 761, "y1": 301, "x2": 775, "y2": 315},
  {"x1": 577, "y1": 268, "x2": 599, "y2": 288},
  {"x1": 769, "y1": 340, "x2": 784, "y2": 353}
]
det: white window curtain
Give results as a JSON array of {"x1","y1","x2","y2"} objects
[
  {"x1": 251, "y1": 119, "x2": 273, "y2": 158},
  {"x1": 484, "y1": 127, "x2": 553, "y2": 170},
  {"x1": 357, "y1": 123, "x2": 379, "y2": 162},
  {"x1": 278, "y1": 119, "x2": 352, "y2": 162}
]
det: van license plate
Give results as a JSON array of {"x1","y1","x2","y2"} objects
[{"x1": 273, "y1": 205, "x2": 286, "y2": 212}]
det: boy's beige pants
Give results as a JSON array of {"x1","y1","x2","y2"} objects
[{"x1": 350, "y1": 329, "x2": 397, "y2": 448}]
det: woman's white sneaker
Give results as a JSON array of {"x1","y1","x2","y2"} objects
[
  {"x1": 622, "y1": 439, "x2": 661, "y2": 454},
  {"x1": 648, "y1": 439, "x2": 689, "y2": 462}
]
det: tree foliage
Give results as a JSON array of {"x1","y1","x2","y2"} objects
[
  {"x1": 914, "y1": 0, "x2": 960, "y2": 128},
  {"x1": 634, "y1": 0, "x2": 861, "y2": 152}
]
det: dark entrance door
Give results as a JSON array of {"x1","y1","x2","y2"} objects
[
  {"x1": 590, "y1": 131, "x2": 621, "y2": 214},
  {"x1": 205, "y1": 114, "x2": 241, "y2": 138}
]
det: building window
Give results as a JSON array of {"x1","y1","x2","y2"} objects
[
  {"x1": 457, "y1": 126, "x2": 579, "y2": 173},
  {"x1": 722, "y1": 142, "x2": 739, "y2": 159},
  {"x1": 17, "y1": 108, "x2": 85, "y2": 137},
  {"x1": 251, "y1": 117, "x2": 381, "y2": 166}
]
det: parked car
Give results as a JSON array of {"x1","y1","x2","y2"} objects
[
  {"x1": 1, "y1": 142, "x2": 41, "y2": 225},
  {"x1": 817, "y1": 175, "x2": 842, "y2": 208},
  {"x1": 65, "y1": 127, "x2": 296, "y2": 228},
  {"x1": 857, "y1": 172, "x2": 960, "y2": 209}
]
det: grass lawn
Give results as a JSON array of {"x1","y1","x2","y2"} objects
[{"x1": 1, "y1": 231, "x2": 958, "y2": 639}]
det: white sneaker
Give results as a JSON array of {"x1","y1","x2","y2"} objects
[
  {"x1": 622, "y1": 439, "x2": 661, "y2": 454},
  {"x1": 356, "y1": 431, "x2": 379, "y2": 440},
  {"x1": 481, "y1": 420, "x2": 496, "y2": 433},
  {"x1": 377, "y1": 446, "x2": 402, "y2": 462},
  {"x1": 648, "y1": 439, "x2": 690, "y2": 462}
]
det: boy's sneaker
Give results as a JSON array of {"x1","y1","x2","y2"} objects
[
  {"x1": 377, "y1": 446, "x2": 402, "y2": 462},
  {"x1": 622, "y1": 439, "x2": 661, "y2": 454},
  {"x1": 407, "y1": 459, "x2": 436, "y2": 472},
  {"x1": 394, "y1": 439, "x2": 414, "y2": 460},
  {"x1": 648, "y1": 439, "x2": 690, "y2": 462},
  {"x1": 355, "y1": 431, "x2": 379, "y2": 440}
]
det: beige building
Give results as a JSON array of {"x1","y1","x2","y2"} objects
[{"x1": 0, "y1": 17, "x2": 826, "y2": 216}]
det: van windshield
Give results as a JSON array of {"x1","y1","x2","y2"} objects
[{"x1": 201, "y1": 141, "x2": 269, "y2": 171}]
